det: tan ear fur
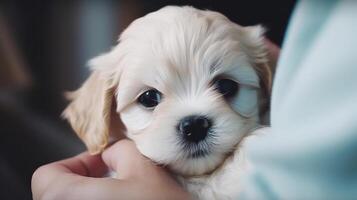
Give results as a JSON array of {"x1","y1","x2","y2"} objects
[
  {"x1": 256, "y1": 62, "x2": 272, "y2": 124},
  {"x1": 63, "y1": 71, "x2": 114, "y2": 154},
  {"x1": 240, "y1": 25, "x2": 274, "y2": 123},
  {"x1": 256, "y1": 60, "x2": 273, "y2": 100}
]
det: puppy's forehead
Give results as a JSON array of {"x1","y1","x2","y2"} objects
[
  {"x1": 116, "y1": 6, "x2": 259, "y2": 110},
  {"x1": 120, "y1": 6, "x2": 249, "y2": 81}
]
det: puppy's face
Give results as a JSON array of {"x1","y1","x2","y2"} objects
[{"x1": 64, "y1": 6, "x2": 271, "y2": 176}]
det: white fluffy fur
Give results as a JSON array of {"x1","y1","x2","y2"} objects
[{"x1": 64, "y1": 6, "x2": 271, "y2": 199}]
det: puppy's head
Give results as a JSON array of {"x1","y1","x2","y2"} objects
[{"x1": 63, "y1": 6, "x2": 272, "y2": 176}]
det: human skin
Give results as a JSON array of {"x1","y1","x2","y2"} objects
[{"x1": 31, "y1": 140, "x2": 191, "y2": 200}]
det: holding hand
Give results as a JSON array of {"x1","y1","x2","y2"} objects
[{"x1": 31, "y1": 140, "x2": 190, "y2": 200}]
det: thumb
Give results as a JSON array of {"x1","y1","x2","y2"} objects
[
  {"x1": 102, "y1": 139, "x2": 157, "y2": 179},
  {"x1": 102, "y1": 140, "x2": 191, "y2": 200}
]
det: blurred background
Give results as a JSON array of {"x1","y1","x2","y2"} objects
[{"x1": 0, "y1": 0, "x2": 296, "y2": 199}]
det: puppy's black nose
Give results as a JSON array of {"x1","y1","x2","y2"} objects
[{"x1": 178, "y1": 115, "x2": 212, "y2": 143}]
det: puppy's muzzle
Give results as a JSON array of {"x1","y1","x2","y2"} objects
[{"x1": 177, "y1": 115, "x2": 212, "y2": 143}]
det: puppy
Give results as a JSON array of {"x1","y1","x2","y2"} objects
[{"x1": 63, "y1": 6, "x2": 272, "y2": 199}]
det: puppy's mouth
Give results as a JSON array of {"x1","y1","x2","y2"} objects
[
  {"x1": 187, "y1": 148, "x2": 211, "y2": 158},
  {"x1": 181, "y1": 139, "x2": 215, "y2": 159}
]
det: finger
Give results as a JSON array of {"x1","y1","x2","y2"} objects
[
  {"x1": 101, "y1": 140, "x2": 190, "y2": 199},
  {"x1": 33, "y1": 164, "x2": 186, "y2": 200},
  {"x1": 56, "y1": 152, "x2": 108, "y2": 177},
  {"x1": 102, "y1": 139, "x2": 160, "y2": 179},
  {"x1": 34, "y1": 175, "x2": 187, "y2": 200},
  {"x1": 32, "y1": 153, "x2": 107, "y2": 199},
  {"x1": 32, "y1": 150, "x2": 190, "y2": 200},
  {"x1": 70, "y1": 178, "x2": 190, "y2": 200},
  {"x1": 33, "y1": 169, "x2": 150, "y2": 200}
]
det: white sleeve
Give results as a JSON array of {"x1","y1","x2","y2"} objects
[{"x1": 239, "y1": 1, "x2": 357, "y2": 199}]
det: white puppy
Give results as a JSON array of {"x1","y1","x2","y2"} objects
[{"x1": 63, "y1": 6, "x2": 272, "y2": 199}]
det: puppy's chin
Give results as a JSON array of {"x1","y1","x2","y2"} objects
[
  {"x1": 135, "y1": 139, "x2": 234, "y2": 176},
  {"x1": 169, "y1": 153, "x2": 227, "y2": 176}
]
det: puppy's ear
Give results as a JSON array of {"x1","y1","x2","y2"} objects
[
  {"x1": 240, "y1": 25, "x2": 274, "y2": 123},
  {"x1": 63, "y1": 53, "x2": 120, "y2": 154},
  {"x1": 241, "y1": 25, "x2": 273, "y2": 89}
]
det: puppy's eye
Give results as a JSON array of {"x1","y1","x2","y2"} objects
[
  {"x1": 214, "y1": 78, "x2": 239, "y2": 99},
  {"x1": 138, "y1": 89, "x2": 162, "y2": 108}
]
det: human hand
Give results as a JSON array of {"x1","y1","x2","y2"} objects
[{"x1": 32, "y1": 140, "x2": 190, "y2": 200}]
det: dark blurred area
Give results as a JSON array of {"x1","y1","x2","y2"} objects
[{"x1": 0, "y1": 0, "x2": 295, "y2": 199}]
